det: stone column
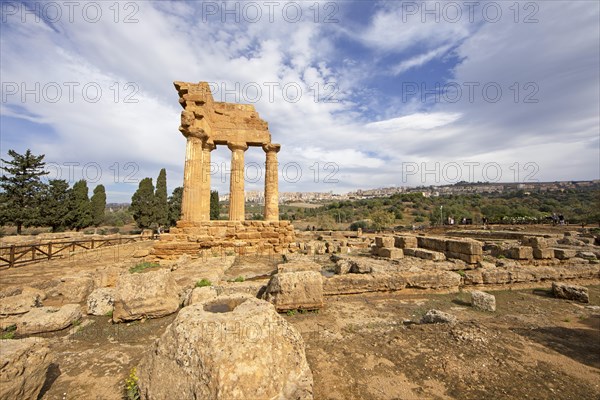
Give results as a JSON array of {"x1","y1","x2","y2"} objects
[
  {"x1": 181, "y1": 134, "x2": 205, "y2": 223},
  {"x1": 263, "y1": 143, "x2": 281, "y2": 221},
  {"x1": 228, "y1": 142, "x2": 248, "y2": 221},
  {"x1": 199, "y1": 140, "x2": 216, "y2": 220}
]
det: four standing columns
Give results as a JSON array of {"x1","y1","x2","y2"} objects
[
  {"x1": 227, "y1": 142, "x2": 249, "y2": 221},
  {"x1": 181, "y1": 137, "x2": 280, "y2": 223},
  {"x1": 263, "y1": 143, "x2": 281, "y2": 221}
]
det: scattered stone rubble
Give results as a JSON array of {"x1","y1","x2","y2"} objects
[
  {"x1": 420, "y1": 309, "x2": 457, "y2": 324},
  {"x1": 552, "y1": 281, "x2": 590, "y2": 303},
  {"x1": 471, "y1": 290, "x2": 496, "y2": 312}
]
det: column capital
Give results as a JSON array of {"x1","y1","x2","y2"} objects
[
  {"x1": 202, "y1": 140, "x2": 216, "y2": 151},
  {"x1": 227, "y1": 142, "x2": 249, "y2": 152},
  {"x1": 180, "y1": 128, "x2": 208, "y2": 140},
  {"x1": 262, "y1": 143, "x2": 281, "y2": 153}
]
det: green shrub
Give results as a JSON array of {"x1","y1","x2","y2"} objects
[
  {"x1": 196, "y1": 279, "x2": 212, "y2": 288},
  {"x1": 0, "y1": 332, "x2": 15, "y2": 340},
  {"x1": 233, "y1": 276, "x2": 245, "y2": 283},
  {"x1": 0, "y1": 325, "x2": 16, "y2": 340},
  {"x1": 129, "y1": 262, "x2": 159, "y2": 273}
]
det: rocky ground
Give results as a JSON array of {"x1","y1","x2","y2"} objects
[
  {"x1": 0, "y1": 229, "x2": 599, "y2": 399},
  {"x1": 291, "y1": 287, "x2": 600, "y2": 400},
  {"x1": 5, "y1": 282, "x2": 599, "y2": 399}
]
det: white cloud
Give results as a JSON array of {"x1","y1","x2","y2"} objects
[
  {"x1": 365, "y1": 112, "x2": 462, "y2": 131},
  {"x1": 391, "y1": 44, "x2": 453, "y2": 75},
  {"x1": 352, "y1": 2, "x2": 472, "y2": 53},
  {"x1": 1, "y1": 1, "x2": 598, "y2": 201}
]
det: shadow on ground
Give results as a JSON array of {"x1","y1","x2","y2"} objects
[{"x1": 513, "y1": 316, "x2": 600, "y2": 369}]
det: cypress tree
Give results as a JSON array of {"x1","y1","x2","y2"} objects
[
  {"x1": 131, "y1": 178, "x2": 155, "y2": 229},
  {"x1": 90, "y1": 184, "x2": 107, "y2": 227},
  {"x1": 168, "y1": 186, "x2": 183, "y2": 226},
  {"x1": 210, "y1": 190, "x2": 220, "y2": 220},
  {"x1": 155, "y1": 169, "x2": 169, "y2": 227},
  {"x1": 0, "y1": 149, "x2": 48, "y2": 234},
  {"x1": 41, "y1": 179, "x2": 71, "y2": 232},
  {"x1": 68, "y1": 180, "x2": 93, "y2": 231}
]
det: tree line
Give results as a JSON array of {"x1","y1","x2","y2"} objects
[
  {"x1": 0, "y1": 149, "x2": 106, "y2": 234},
  {"x1": 0, "y1": 149, "x2": 221, "y2": 234}
]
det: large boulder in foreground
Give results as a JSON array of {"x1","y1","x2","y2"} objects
[
  {"x1": 0, "y1": 338, "x2": 52, "y2": 400},
  {"x1": 138, "y1": 295, "x2": 313, "y2": 400},
  {"x1": 263, "y1": 271, "x2": 323, "y2": 311},
  {"x1": 15, "y1": 304, "x2": 82, "y2": 335},
  {"x1": 113, "y1": 269, "x2": 180, "y2": 322}
]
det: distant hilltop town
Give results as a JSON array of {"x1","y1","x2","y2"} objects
[{"x1": 216, "y1": 180, "x2": 600, "y2": 204}]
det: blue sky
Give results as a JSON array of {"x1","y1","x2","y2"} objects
[{"x1": 1, "y1": 1, "x2": 599, "y2": 202}]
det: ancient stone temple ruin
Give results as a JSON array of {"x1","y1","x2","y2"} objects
[{"x1": 152, "y1": 82, "x2": 295, "y2": 258}]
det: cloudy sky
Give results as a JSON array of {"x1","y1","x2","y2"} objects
[{"x1": 1, "y1": 0, "x2": 599, "y2": 202}]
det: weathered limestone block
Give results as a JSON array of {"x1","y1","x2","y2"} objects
[
  {"x1": 505, "y1": 247, "x2": 533, "y2": 260},
  {"x1": 113, "y1": 269, "x2": 180, "y2": 322},
  {"x1": 420, "y1": 309, "x2": 457, "y2": 324},
  {"x1": 577, "y1": 251, "x2": 598, "y2": 261},
  {"x1": 93, "y1": 266, "x2": 123, "y2": 288},
  {"x1": 417, "y1": 236, "x2": 447, "y2": 252},
  {"x1": 552, "y1": 282, "x2": 589, "y2": 303},
  {"x1": 464, "y1": 270, "x2": 483, "y2": 285},
  {"x1": 394, "y1": 235, "x2": 418, "y2": 249},
  {"x1": 377, "y1": 247, "x2": 404, "y2": 259},
  {"x1": 481, "y1": 269, "x2": 511, "y2": 284},
  {"x1": 46, "y1": 274, "x2": 95, "y2": 303},
  {"x1": 264, "y1": 271, "x2": 323, "y2": 311},
  {"x1": 558, "y1": 237, "x2": 586, "y2": 246},
  {"x1": 508, "y1": 269, "x2": 536, "y2": 283},
  {"x1": 471, "y1": 291, "x2": 496, "y2": 312},
  {"x1": 323, "y1": 273, "x2": 407, "y2": 295},
  {"x1": 477, "y1": 261, "x2": 496, "y2": 269},
  {"x1": 0, "y1": 338, "x2": 52, "y2": 400},
  {"x1": 86, "y1": 288, "x2": 115, "y2": 316},
  {"x1": 277, "y1": 260, "x2": 322, "y2": 273},
  {"x1": 522, "y1": 236, "x2": 548, "y2": 249},
  {"x1": 445, "y1": 251, "x2": 481, "y2": 264},
  {"x1": 554, "y1": 249, "x2": 576, "y2": 260},
  {"x1": 404, "y1": 248, "x2": 446, "y2": 261},
  {"x1": 405, "y1": 271, "x2": 461, "y2": 290},
  {"x1": 334, "y1": 259, "x2": 351, "y2": 275},
  {"x1": 184, "y1": 286, "x2": 218, "y2": 306},
  {"x1": 15, "y1": 304, "x2": 82, "y2": 335},
  {"x1": 137, "y1": 295, "x2": 313, "y2": 400},
  {"x1": 446, "y1": 239, "x2": 483, "y2": 255},
  {"x1": 0, "y1": 288, "x2": 44, "y2": 316},
  {"x1": 533, "y1": 248, "x2": 554, "y2": 259},
  {"x1": 132, "y1": 248, "x2": 150, "y2": 258},
  {"x1": 349, "y1": 259, "x2": 375, "y2": 274},
  {"x1": 375, "y1": 236, "x2": 395, "y2": 248}
]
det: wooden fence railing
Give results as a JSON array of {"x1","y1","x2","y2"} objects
[{"x1": 0, "y1": 236, "x2": 152, "y2": 269}]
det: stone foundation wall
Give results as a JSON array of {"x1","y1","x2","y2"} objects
[{"x1": 151, "y1": 221, "x2": 295, "y2": 258}]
